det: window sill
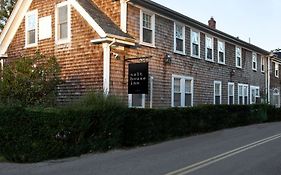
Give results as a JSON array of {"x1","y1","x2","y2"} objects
[
  {"x1": 218, "y1": 62, "x2": 226, "y2": 65},
  {"x1": 236, "y1": 66, "x2": 242, "y2": 69},
  {"x1": 56, "y1": 38, "x2": 71, "y2": 45},
  {"x1": 140, "y1": 42, "x2": 156, "y2": 48},
  {"x1": 252, "y1": 69, "x2": 257, "y2": 72},
  {"x1": 205, "y1": 59, "x2": 214, "y2": 63},
  {"x1": 25, "y1": 43, "x2": 38, "y2": 48},
  {"x1": 191, "y1": 55, "x2": 201, "y2": 59},
  {"x1": 174, "y1": 50, "x2": 186, "y2": 56}
]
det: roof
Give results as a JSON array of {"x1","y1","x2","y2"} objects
[
  {"x1": 77, "y1": 0, "x2": 132, "y2": 39},
  {"x1": 130, "y1": 0, "x2": 269, "y2": 55},
  {"x1": 274, "y1": 52, "x2": 281, "y2": 59}
]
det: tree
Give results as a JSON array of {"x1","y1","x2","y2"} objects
[
  {"x1": 0, "y1": 52, "x2": 61, "y2": 106},
  {"x1": 0, "y1": 0, "x2": 17, "y2": 30}
]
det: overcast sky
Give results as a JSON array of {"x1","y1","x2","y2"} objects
[{"x1": 153, "y1": 0, "x2": 281, "y2": 51}]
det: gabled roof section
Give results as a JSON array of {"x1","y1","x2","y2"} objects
[
  {"x1": 0, "y1": 0, "x2": 134, "y2": 56},
  {"x1": 76, "y1": 0, "x2": 132, "y2": 39},
  {"x1": 130, "y1": 0, "x2": 269, "y2": 55}
]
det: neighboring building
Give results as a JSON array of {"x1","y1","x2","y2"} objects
[
  {"x1": 0, "y1": 0, "x2": 273, "y2": 108},
  {"x1": 270, "y1": 52, "x2": 281, "y2": 107}
]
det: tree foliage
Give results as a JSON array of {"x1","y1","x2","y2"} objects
[
  {"x1": 0, "y1": 0, "x2": 17, "y2": 30},
  {"x1": 0, "y1": 52, "x2": 61, "y2": 106}
]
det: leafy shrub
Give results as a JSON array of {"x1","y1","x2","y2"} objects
[{"x1": 0, "y1": 51, "x2": 61, "y2": 107}]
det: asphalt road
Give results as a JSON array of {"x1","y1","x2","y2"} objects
[{"x1": 1, "y1": 122, "x2": 281, "y2": 175}]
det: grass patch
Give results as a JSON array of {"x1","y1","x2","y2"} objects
[{"x1": 0, "y1": 155, "x2": 7, "y2": 162}]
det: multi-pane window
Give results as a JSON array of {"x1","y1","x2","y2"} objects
[
  {"x1": 141, "y1": 11, "x2": 155, "y2": 45},
  {"x1": 252, "y1": 52, "x2": 257, "y2": 71},
  {"x1": 214, "y1": 81, "x2": 222, "y2": 105},
  {"x1": 25, "y1": 10, "x2": 38, "y2": 46},
  {"x1": 172, "y1": 75, "x2": 193, "y2": 107},
  {"x1": 56, "y1": 2, "x2": 70, "y2": 44},
  {"x1": 174, "y1": 23, "x2": 185, "y2": 54},
  {"x1": 238, "y1": 84, "x2": 248, "y2": 105},
  {"x1": 236, "y1": 47, "x2": 242, "y2": 68},
  {"x1": 205, "y1": 36, "x2": 213, "y2": 61},
  {"x1": 250, "y1": 86, "x2": 260, "y2": 104},
  {"x1": 261, "y1": 57, "x2": 265, "y2": 73},
  {"x1": 218, "y1": 40, "x2": 225, "y2": 64},
  {"x1": 129, "y1": 94, "x2": 145, "y2": 108},
  {"x1": 191, "y1": 30, "x2": 200, "y2": 58},
  {"x1": 275, "y1": 63, "x2": 279, "y2": 78},
  {"x1": 228, "y1": 82, "x2": 234, "y2": 105}
]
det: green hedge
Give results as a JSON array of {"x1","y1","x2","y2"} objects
[{"x1": 0, "y1": 104, "x2": 279, "y2": 163}]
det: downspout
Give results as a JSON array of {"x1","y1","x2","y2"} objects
[
  {"x1": 102, "y1": 39, "x2": 116, "y2": 95},
  {"x1": 267, "y1": 56, "x2": 271, "y2": 104}
]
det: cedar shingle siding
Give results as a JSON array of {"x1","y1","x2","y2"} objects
[{"x1": 3, "y1": 0, "x2": 277, "y2": 107}]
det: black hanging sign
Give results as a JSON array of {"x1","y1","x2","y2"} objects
[{"x1": 128, "y1": 63, "x2": 149, "y2": 94}]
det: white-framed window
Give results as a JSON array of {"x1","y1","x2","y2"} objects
[
  {"x1": 228, "y1": 82, "x2": 235, "y2": 105},
  {"x1": 261, "y1": 56, "x2": 265, "y2": 73},
  {"x1": 250, "y1": 86, "x2": 260, "y2": 104},
  {"x1": 214, "y1": 81, "x2": 222, "y2": 105},
  {"x1": 205, "y1": 35, "x2": 214, "y2": 61},
  {"x1": 174, "y1": 22, "x2": 185, "y2": 54},
  {"x1": 218, "y1": 40, "x2": 225, "y2": 64},
  {"x1": 191, "y1": 29, "x2": 200, "y2": 58},
  {"x1": 238, "y1": 83, "x2": 248, "y2": 105},
  {"x1": 236, "y1": 46, "x2": 242, "y2": 68},
  {"x1": 128, "y1": 94, "x2": 145, "y2": 108},
  {"x1": 140, "y1": 9, "x2": 155, "y2": 46},
  {"x1": 272, "y1": 88, "x2": 280, "y2": 108},
  {"x1": 275, "y1": 63, "x2": 279, "y2": 78},
  {"x1": 252, "y1": 52, "x2": 257, "y2": 71},
  {"x1": 55, "y1": 1, "x2": 71, "y2": 44},
  {"x1": 171, "y1": 75, "x2": 193, "y2": 107},
  {"x1": 25, "y1": 10, "x2": 38, "y2": 47}
]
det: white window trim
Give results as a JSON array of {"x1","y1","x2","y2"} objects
[
  {"x1": 250, "y1": 86, "x2": 260, "y2": 104},
  {"x1": 174, "y1": 22, "x2": 185, "y2": 55},
  {"x1": 214, "y1": 81, "x2": 222, "y2": 105},
  {"x1": 228, "y1": 82, "x2": 235, "y2": 105},
  {"x1": 190, "y1": 28, "x2": 201, "y2": 59},
  {"x1": 236, "y1": 46, "x2": 242, "y2": 69},
  {"x1": 128, "y1": 94, "x2": 145, "y2": 108},
  {"x1": 252, "y1": 52, "x2": 257, "y2": 71},
  {"x1": 171, "y1": 75, "x2": 194, "y2": 107},
  {"x1": 217, "y1": 40, "x2": 226, "y2": 64},
  {"x1": 238, "y1": 83, "x2": 248, "y2": 105},
  {"x1": 261, "y1": 56, "x2": 265, "y2": 73},
  {"x1": 55, "y1": 1, "x2": 71, "y2": 45},
  {"x1": 139, "y1": 9, "x2": 155, "y2": 47},
  {"x1": 275, "y1": 63, "x2": 279, "y2": 78},
  {"x1": 25, "y1": 10, "x2": 38, "y2": 48},
  {"x1": 205, "y1": 35, "x2": 214, "y2": 62}
]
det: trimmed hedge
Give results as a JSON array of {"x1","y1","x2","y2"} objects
[{"x1": 0, "y1": 104, "x2": 279, "y2": 163}]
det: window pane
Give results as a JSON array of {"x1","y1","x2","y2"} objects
[
  {"x1": 59, "y1": 23, "x2": 68, "y2": 39},
  {"x1": 174, "y1": 78, "x2": 180, "y2": 92},
  {"x1": 143, "y1": 13, "x2": 152, "y2": 29},
  {"x1": 206, "y1": 37, "x2": 212, "y2": 49},
  {"x1": 244, "y1": 97, "x2": 248, "y2": 105},
  {"x1": 238, "y1": 86, "x2": 243, "y2": 96},
  {"x1": 185, "y1": 80, "x2": 191, "y2": 93},
  {"x1": 28, "y1": 30, "x2": 35, "y2": 44},
  {"x1": 229, "y1": 96, "x2": 234, "y2": 105},
  {"x1": 251, "y1": 89, "x2": 256, "y2": 104},
  {"x1": 59, "y1": 6, "x2": 68, "y2": 23},
  {"x1": 176, "y1": 25, "x2": 183, "y2": 39},
  {"x1": 239, "y1": 97, "x2": 243, "y2": 104},
  {"x1": 143, "y1": 28, "x2": 152, "y2": 43},
  {"x1": 185, "y1": 94, "x2": 192, "y2": 107},
  {"x1": 192, "y1": 31, "x2": 198, "y2": 44},
  {"x1": 192, "y1": 43, "x2": 199, "y2": 56},
  {"x1": 207, "y1": 48, "x2": 212, "y2": 60},
  {"x1": 176, "y1": 38, "x2": 183, "y2": 52},
  {"x1": 218, "y1": 41, "x2": 224, "y2": 52},
  {"x1": 27, "y1": 14, "x2": 36, "y2": 30},
  {"x1": 215, "y1": 83, "x2": 221, "y2": 96},
  {"x1": 215, "y1": 96, "x2": 221, "y2": 105},
  {"x1": 174, "y1": 93, "x2": 181, "y2": 107},
  {"x1": 244, "y1": 86, "x2": 248, "y2": 97},
  {"x1": 236, "y1": 48, "x2": 241, "y2": 57},
  {"x1": 237, "y1": 57, "x2": 241, "y2": 66},
  {"x1": 132, "y1": 94, "x2": 142, "y2": 107},
  {"x1": 219, "y1": 52, "x2": 224, "y2": 63},
  {"x1": 228, "y1": 84, "x2": 234, "y2": 96}
]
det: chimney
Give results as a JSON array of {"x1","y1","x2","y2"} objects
[{"x1": 208, "y1": 17, "x2": 216, "y2": 29}]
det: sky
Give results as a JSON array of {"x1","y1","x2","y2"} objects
[{"x1": 153, "y1": 0, "x2": 281, "y2": 51}]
